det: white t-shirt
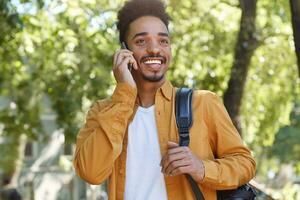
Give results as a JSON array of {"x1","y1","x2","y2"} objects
[{"x1": 124, "y1": 105, "x2": 168, "y2": 200}]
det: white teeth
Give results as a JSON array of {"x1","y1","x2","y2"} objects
[{"x1": 144, "y1": 59, "x2": 162, "y2": 64}]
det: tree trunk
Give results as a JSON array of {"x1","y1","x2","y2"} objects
[
  {"x1": 290, "y1": 0, "x2": 300, "y2": 77},
  {"x1": 11, "y1": 135, "x2": 27, "y2": 186},
  {"x1": 223, "y1": 0, "x2": 259, "y2": 136}
]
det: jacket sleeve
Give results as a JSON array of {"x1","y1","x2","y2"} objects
[
  {"x1": 200, "y1": 92, "x2": 256, "y2": 190},
  {"x1": 73, "y1": 83, "x2": 137, "y2": 184}
]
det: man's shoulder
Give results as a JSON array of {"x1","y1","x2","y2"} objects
[
  {"x1": 190, "y1": 89, "x2": 222, "y2": 110},
  {"x1": 193, "y1": 89, "x2": 217, "y2": 99}
]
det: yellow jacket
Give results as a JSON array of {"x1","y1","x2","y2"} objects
[{"x1": 73, "y1": 80, "x2": 256, "y2": 200}]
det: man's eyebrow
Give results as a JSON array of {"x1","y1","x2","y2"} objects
[
  {"x1": 132, "y1": 32, "x2": 147, "y2": 39},
  {"x1": 131, "y1": 32, "x2": 169, "y2": 39},
  {"x1": 158, "y1": 32, "x2": 169, "y2": 37}
]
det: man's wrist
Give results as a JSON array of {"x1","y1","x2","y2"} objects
[
  {"x1": 192, "y1": 159, "x2": 205, "y2": 182},
  {"x1": 112, "y1": 83, "x2": 137, "y2": 106}
]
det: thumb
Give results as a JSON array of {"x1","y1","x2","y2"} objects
[{"x1": 167, "y1": 141, "x2": 179, "y2": 149}]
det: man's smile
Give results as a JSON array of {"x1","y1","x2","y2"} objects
[
  {"x1": 140, "y1": 56, "x2": 166, "y2": 71},
  {"x1": 144, "y1": 59, "x2": 162, "y2": 64},
  {"x1": 141, "y1": 56, "x2": 166, "y2": 66}
]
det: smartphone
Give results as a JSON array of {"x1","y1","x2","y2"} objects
[{"x1": 121, "y1": 42, "x2": 133, "y2": 71}]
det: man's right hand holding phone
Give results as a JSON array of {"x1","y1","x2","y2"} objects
[{"x1": 113, "y1": 49, "x2": 138, "y2": 88}]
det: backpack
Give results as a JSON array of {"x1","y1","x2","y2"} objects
[{"x1": 175, "y1": 87, "x2": 257, "y2": 200}]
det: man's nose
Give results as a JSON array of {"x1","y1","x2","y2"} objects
[{"x1": 146, "y1": 41, "x2": 161, "y2": 54}]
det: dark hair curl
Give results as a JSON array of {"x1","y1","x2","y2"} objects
[{"x1": 117, "y1": 0, "x2": 170, "y2": 44}]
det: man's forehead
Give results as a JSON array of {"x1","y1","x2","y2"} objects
[{"x1": 127, "y1": 16, "x2": 169, "y2": 38}]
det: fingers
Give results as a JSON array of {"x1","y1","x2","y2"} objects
[
  {"x1": 113, "y1": 49, "x2": 132, "y2": 62},
  {"x1": 117, "y1": 56, "x2": 136, "y2": 72},
  {"x1": 168, "y1": 141, "x2": 179, "y2": 148},
  {"x1": 161, "y1": 143, "x2": 192, "y2": 175},
  {"x1": 160, "y1": 141, "x2": 205, "y2": 180},
  {"x1": 167, "y1": 145, "x2": 190, "y2": 155},
  {"x1": 164, "y1": 157, "x2": 191, "y2": 176},
  {"x1": 112, "y1": 49, "x2": 137, "y2": 87},
  {"x1": 131, "y1": 59, "x2": 138, "y2": 70},
  {"x1": 114, "y1": 52, "x2": 134, "y2": 69},
  {"x1": 113, "y1": 50, "x2": 124, "y2": 66},
  {"x1": 169, "y1": 165, "x2": 191, "y2": 176},
  {"x1": 161, "y1": 151, "x2": 187, "y2": 172}
]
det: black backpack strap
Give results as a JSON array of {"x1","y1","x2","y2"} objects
[
  {"x1": 175, "y1": 87, "x2": 193, "y2": 146},
  {"x1": 175, "y1": 87, "x2": 205, "y2": 200},
  {"x1": 186, "y1": 174, "x2": 205, "y2": 200}
]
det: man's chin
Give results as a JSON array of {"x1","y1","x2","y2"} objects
[{"x1": 142, "y1": 74, "x2": 164, "y2": 82}]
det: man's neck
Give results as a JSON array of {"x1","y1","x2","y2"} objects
[{"x1": 137, "y1": 80, "x2": 165, "y2": 108}]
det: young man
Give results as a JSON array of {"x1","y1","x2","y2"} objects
[{"x1": 73, "y1": 0, "x2": 256, "y2": 199}]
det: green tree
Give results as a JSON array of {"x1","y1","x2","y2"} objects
[{"x1": 0, "y1": 0, "x2": 25, "y2": 179}]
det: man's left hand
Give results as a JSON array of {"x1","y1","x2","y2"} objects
[{"x1": 160, "y1": 141, "x2": 205, "y2": 182}]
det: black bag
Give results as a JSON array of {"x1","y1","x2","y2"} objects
[{"x1": 175, "y1": 87, "x2": 257, "y2": 200}]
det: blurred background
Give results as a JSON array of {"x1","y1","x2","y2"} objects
[{"x1": 0, "y1": 0, "x2": 300, "y2": 199}]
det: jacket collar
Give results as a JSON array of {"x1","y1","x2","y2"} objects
[{"x1": 159, "y1": 80, "x2": 173, "y2": 101}]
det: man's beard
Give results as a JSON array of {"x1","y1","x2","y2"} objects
[{"x1": 142, "y1": 73, "x2": 164, "y2": 82}]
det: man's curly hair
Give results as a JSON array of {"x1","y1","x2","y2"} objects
[{"x1": 117, "y1": 0, "x2": 171, "y2": 44}]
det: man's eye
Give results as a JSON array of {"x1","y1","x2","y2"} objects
[
  {"x1": 160, "y1": 39, "x2": 169, "y2": 45},
  {"x1": 136, "y1": 39, "x2": 145, "y2": 45}
]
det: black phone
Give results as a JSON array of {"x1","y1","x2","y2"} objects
[{"x1": 121, "y1": 42, "x2": 133, "y2": 71}]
